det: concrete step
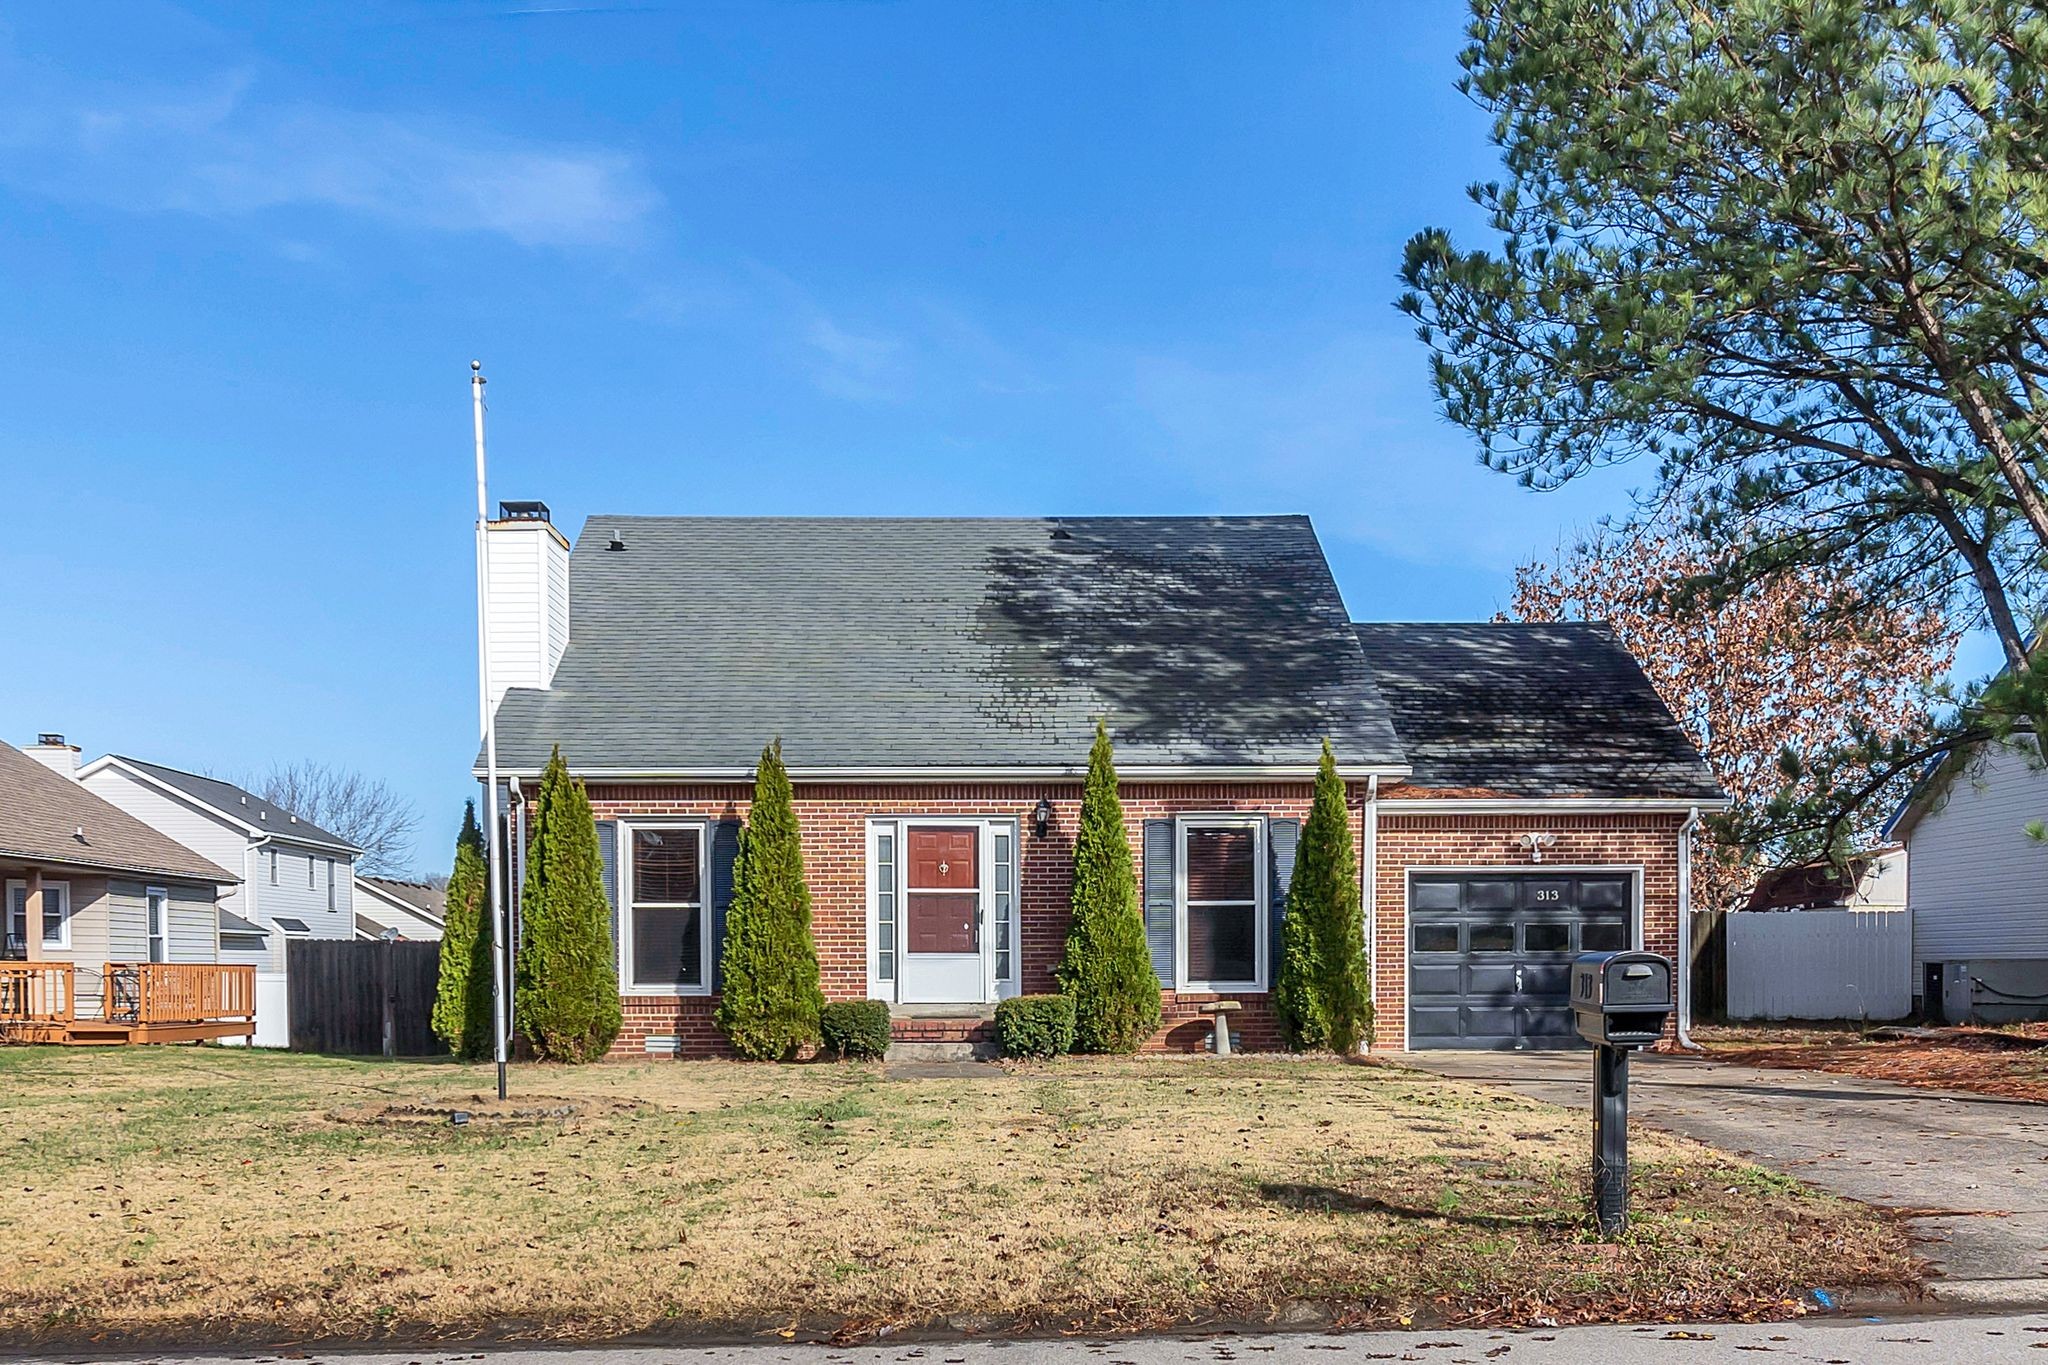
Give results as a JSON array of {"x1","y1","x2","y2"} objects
[{"x1": 885, "y1": 1038, "x2": 995, "y2": 1063}]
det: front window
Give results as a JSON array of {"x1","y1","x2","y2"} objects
[
  {"x1": 625, "y1": 824, "x2": 708, "y2": 993},
  {"x1": 1178, "y1": 819, "x2": 1265, "y2": 991},
  {"x1": 5, "y1": 881, "x2": 71, "y2": 955},
  {"x1": 146, "y1": 887, "x2": 169, "y2": 963}
]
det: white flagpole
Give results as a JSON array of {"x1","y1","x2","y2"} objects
[{"x1": 471, "y1": 360, "x2": 510, "y2": 1101}]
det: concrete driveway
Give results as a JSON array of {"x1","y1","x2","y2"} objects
[{"x1": 1405, "y1": 1050, "x2": 2048, "y2": 1308}]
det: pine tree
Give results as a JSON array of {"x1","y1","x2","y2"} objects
[
  {"x1": 1276, "y1": 740, "x2": 1373, "y2": 1052},
  {"x1": 430, "y1": 802, "x2": 486, "y2": 1057},
  {"x1": 1056, "y1": 721, "x2": 1162, "y2": 1053},
  {"x1": 716, "y1": 739, "x2": 826, "y2": 1060},
  {"x1": 513, "y1": 747, "x2": 622, "y2": 1063}
]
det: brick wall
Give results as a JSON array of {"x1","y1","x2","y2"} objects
[
  {"x1": 583, "y1": 779, "x2": 1344, "y2": 1058},
  {"x1": 579, "y1": 781, "x2": 1682, "y2": 1058},
  {"x1": 1370, "y1": 807, "x2": 1685, "y2": 1051}
]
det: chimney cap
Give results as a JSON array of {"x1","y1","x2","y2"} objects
[
  {"x1": 35, "y1": 732, "x2": 66, "y2": 747},
  {"x1": 498, "y1": 500, "x2": 551, "y2": 523}
]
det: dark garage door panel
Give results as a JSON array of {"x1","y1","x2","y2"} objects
[{"x1": 1407, "y1": 873, "x2": 1634, "y2": 1051}]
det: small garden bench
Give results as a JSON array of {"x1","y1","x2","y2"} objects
[{"x1": 1197, "y1": 1000, "x2": 1242, "y2": 1057}]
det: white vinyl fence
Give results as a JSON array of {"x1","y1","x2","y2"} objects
[{"x1": 1726, "y1": 909, "x2": 1912, "y2": 1021}]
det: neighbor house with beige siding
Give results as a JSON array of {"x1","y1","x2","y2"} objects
[{"x1": 3, "y1": 736, "x2": 242, "y2": 1037}]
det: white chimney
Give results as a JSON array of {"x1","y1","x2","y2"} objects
[
  {"x1": 485, "y1": 500, "x2": 571, "y2": 709},
  {"x1": 23, "y1": 732, "x2": 80, "y2": 778}
]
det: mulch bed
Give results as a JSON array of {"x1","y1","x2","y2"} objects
[{"x1": 1707, "y1": 1025, "x2": 2048, "y2": 1103}]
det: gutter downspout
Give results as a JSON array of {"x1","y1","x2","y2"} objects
[
  {"x1": 1363, "y1": 774, "x2": 1379, "y2": 1051},
  {"x1": 1676, "y1": 805, "x2": 1702, "y2": 1051}
]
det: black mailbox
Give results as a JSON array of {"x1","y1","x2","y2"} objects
[{"x1": 1571, "y1": 951, "x2": 1673, "y2": 1049}]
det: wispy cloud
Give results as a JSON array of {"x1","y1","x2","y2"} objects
[
  {"x1": 0, "y1": 61, "x2": 659, "y2": 248},
  {"x1": 804, "y1": 318, "x2": 909, "y2": 402}
]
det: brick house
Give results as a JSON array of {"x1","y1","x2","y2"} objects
[{"x1": 478, "y1": 506, "x2": 1722, "y2": 1057}]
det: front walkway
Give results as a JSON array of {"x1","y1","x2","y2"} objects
[{"x1": 1404, "y1": 1049, "x2": 2048, "y2": 1308}]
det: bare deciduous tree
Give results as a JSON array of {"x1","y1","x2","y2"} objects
[
  {"x1": 254, "y1": 761, "x2": 420, "y2": 876},
  {"x1": 1509, "y1": 526, "x2": 1954, "y2": 909}
]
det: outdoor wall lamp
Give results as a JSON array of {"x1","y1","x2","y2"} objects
[
  {"x1": 1032, "y1": 797, "x2": 1055, "y2": 840},
  {"x1": 1517, "y1": 831, "x2": 1559, "y2": 864}
]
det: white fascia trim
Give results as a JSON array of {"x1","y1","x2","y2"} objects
[
  {"x1": 1380, "y1": 797, "x2": 1730, "y2": 815},
  {"x1": 473, "y1": 763, "x2": 1414, "y2": 783}
]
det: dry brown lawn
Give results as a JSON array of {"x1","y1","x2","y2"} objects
[{"x1": 0, "y1": 1046, "x2": 1916, "y2": 1345}]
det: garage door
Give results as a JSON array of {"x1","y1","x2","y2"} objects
[{"x1": 1408, "y1": 873, "x2": 1634, "y2": 1050}]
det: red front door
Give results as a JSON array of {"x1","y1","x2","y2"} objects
[{"x1": 905, "y1": 827, "x2": 979, "y2": 955}]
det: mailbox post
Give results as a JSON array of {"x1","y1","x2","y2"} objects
[{"x1": 1570, "y1": 951, "x2": 1675, "y2": 1237}]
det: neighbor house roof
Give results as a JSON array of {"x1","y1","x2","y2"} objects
[
  {"x1": 1352, "y1": 622, "x2": 1725, "y2": 801},
  {"x1": 489, "y1": 516, "x2": 1408, "y2": 776},
  {"x1": 0, "y1": 744, "x2": 237, "y2": 883},
  {"x1": 357, "y1": 875, "x2": 446, "y2": 925},
  {"x1": 101, "y1": 757, "x2": 360, "y2": 854},
  {"x1": 218, "y1": 907, "x2": 268, "y2": 936}
]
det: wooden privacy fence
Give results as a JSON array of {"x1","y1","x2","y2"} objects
[
  {"x1": 287, "y1": 939, "x2": 443, "y2": 1056},
  {"x1": 1726, "y1": 909, "x2": 1912, "y2": 1021}
]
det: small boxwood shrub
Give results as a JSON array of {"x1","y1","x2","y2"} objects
[
  {"x1": 995, "y1": 994, "x2": 1077, "y2": 1059},
  {"x1": 819, "y1": 1000, "x2": 892, "y2": 1060}
]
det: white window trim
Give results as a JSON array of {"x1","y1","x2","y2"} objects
[
  {"x1": 6, "y1": 879, "x2": 72, "y2": 952},
  {"x1": 863, "y1": 816, "x2": 1020, "y2": 1004},
  {"x1": 618, "y1": 820, "x2": 713, "y2": 997},
  {"x1": 325, "y1": 859, "x2": 335, "y2": 911},
  {"x1": 307, "y1": 854, "x2": 316, "y2": 889},
  {"x1": 1173, "y1": 815, "x2": 1268, "y2": 994},
  {"x1": 267, "y1": 848, "x2": 278, "y2": 885},
  {"x1": 145, "y1": 886, "x2": 170, "y2": 963}
]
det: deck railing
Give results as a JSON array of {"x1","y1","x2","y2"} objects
[
  {"x1": 104, "y1": 963, "x2": 257, "y2": 1024},
  {"x1": 0, "y1": 962, "x2": 77, "y2": 1027}
]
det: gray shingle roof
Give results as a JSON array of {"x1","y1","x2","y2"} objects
[
  {"x1": 0, "y1": 745, "x2": 237, "y2": 883},
  {"x1": 490, "y1": 515, "x2": 1405, "y2": 774},
  {"x1": 358, "y1": 875, "x2": 446, "y2": 923},
  {"x1": 1352, "y1": 622, "x2": 1723, "y2": 800},
  {"x1": 114, "y1": 758, "x2": 360, "y2": 853}
]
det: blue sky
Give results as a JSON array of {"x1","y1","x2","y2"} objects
[{"x1": 0, "y1": 1, "x2": 1653, "y2": 871}]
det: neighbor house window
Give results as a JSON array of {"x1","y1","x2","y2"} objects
[
  {"x1": 5, "y1": 880, "x2": 71, "y2": 954},
  {"x1": 146, "y1": 887, "x2": 169, "y2": 963},
  {"x1": 308, "y1": 855, "x2": 316, "y2": 889},
  {"x1": 267, "y1": 849, "x2": 278, "y2": 884},
  {"x1": 624, "y1": 824, "x2": 708, "y2": 993},
  {"x1": 1177, "y1": 819, "x2": 1265, "y2": 991},
  {"x1": 325, "y1": 859, "x2": 335, "y2": 910}
]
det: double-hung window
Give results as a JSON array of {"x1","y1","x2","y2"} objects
[
  {"x1": 307, "y1": 855, "x2": 316, "y2": 889},
  {"x1": 325, "y1": 859, "x2": 335, "y2": 910},
  {"x1": 267, "y1": 849, "x2": 278, "y2": 885},
  {"x1": 145, "y1": 887, "x2": 169, "y2": 963},
  {"x1": 623, "y1": 824, "x2": 709, "y2": 994},
  {"x1": 5, "y1": 880, "x2": 71, "y2": 956},
  {"x1": 1176, "y1": 818, "x2": 1266, "y2": 992}
]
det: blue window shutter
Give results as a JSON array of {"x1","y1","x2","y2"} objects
[
  {"x1": 1143, "y1": 819, "x2": 1176, "y2": 988},
  {"x1": 595, "y1": 820, "x2": 619, "y2": 955},
  {"x1": 710, "y1": 819, "x2": 742, "y2": 993},
  {"x1": 1268, "y1": 818, "x2": 1301, "y2": 985}
]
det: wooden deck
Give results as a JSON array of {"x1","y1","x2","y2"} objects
[{"x1": 0, "y1": 962, "x2": 256, "y2": 1045}]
